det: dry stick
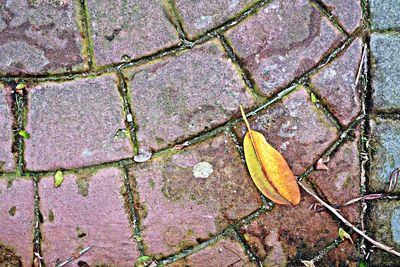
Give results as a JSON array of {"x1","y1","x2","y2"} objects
[
  {"x1": 298, "y1": 181, "x2": 400, "y2": 258},
  {"x1": 355, "y1": 43, "x2": 367, "y2": 86}
]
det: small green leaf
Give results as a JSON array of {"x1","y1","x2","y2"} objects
[
  {"x1": 310, "y1": 92, "x2": 318, "y2": 103},
  {"x1": 338, "y1": 227, "x2": 353, "y2": 243},
  {"x1": 19, "y1": 130, "x2": 30, "y2": 139},
  {"x1": 54, "y1": 170, "x2": 64, "y2": 187},
  {"x1": 359, "y1": 259, "x2": 368, "y2": 267},
  {"x1": 16, "y1": 83, "x2": 26, "y2": 90},
  {"x1": 136, "y1": 256, "x2": 152, "y2": 263}
]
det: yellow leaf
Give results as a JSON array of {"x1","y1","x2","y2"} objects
[
  {"x1": 240, "y1": 105, "x2": 301, "y2": 205},
  {"x1": 338, "y1": 227, "x2": 354, "y2": 244}
]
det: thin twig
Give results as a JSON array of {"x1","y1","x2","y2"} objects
[
  {"x1": 56, "y1": 245, "x2": 94, "y2": 267},
  {"x1": 355, "y1": 43, "x2": 367, "y2": 86},
  {"x1": 298, "y1": 181, "x2": 400, "y2": 258}
]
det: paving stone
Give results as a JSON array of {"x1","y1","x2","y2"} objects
[
  {"x1": 226, "y1": 0, "x2": 344, "y2": 97},
  {"x1": 129, "y1": 133, "x2": 262, "y2": 258},
  {"x1": 239, "y1": 193, "x2": 345, "y2": 266},
  {"x1": 310, "y1": 37, "x2": 363, "y2": 126},
  {"x1": 233, "y1": 87, "x2": 338, "y2": 175},
  {"x1": 125, "y1": 40, "x2": 255, "y2": 151},
  {"x1": 320, "y1": 0, "x2": 362, "y2": 33},
  {"x1": 40, "y1": 168, "x2": 139, "y2": 266},
  {"x1": 170, "y1": 237, "x2": 255, "y2": 267},
  {"x1": 370, "y1": 0, "x2": 400, "y2": 30},
  {"x1": 321, "y1": 241, "x2": 360, "y2": 266},
  {"x1": 0, "y1": 0, "x2": 84, "y2": 75},
  {"x1": 367, "y1": 200, "x2": 400, "y2": 266},
  {"x1": 87, "y1": 0, "x2": 179, "y2": 66},
  {"x1": 0, "y1": 85, "x2": 14, "y2": 172},
  {"x1": 0, "y1": 178, "x2": 34, "y2": 266},
  {"x1": 307, "y1": 132, "x2": 361, "y2": 224},
  {"x1": 174, "y1": 0, "x2": 257, "y2": 39},
  {"x1": 369, "y1": 118, "x2": 400, "y2": 193},
  {"x1": 25, "y1": 74, "x2": 133, "y2": 171},
  {"x1": 370, "y1": 34, "x2": 400, "y2": 111}
]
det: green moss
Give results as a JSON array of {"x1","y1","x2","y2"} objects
[
  {"x1": 48, "y1": 209, "x2": 55, "y2": 222},
  {"x1": 76, "y1": 176, "x2": 90, "y2": 197},
  {"x1": 8, "y1": 206, "x2": 16, "y2": 216},
  {"x1": 0, "y1": 243, "x2": 22, "y2": 266},
  {"x1": 149, "y1": 178, "x2": 155, "y2": 189}
]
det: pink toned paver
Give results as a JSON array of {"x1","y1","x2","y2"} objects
[
  {"x1": 0, "y1": 85, "x2": 14, "y2": 172},
  {"x1": 310, "y1": 37, "x2": 363, "y2": 126},
  {"x1": 125, "y1": 40, "x2": 255, "y2": 151},
  {"x1": 174, "y1": 0, "x2": 257, "y2": 39},
  {"x1": 226, "y1": 0, "x2": 344, "y2": 97},
  {"x1": 320, "y1": 0, "x2": 363, "y2": 33},
  {"x1": 86, "y1": 0, "x2": 179, "y2": 66},
  {"x1": 129, "y1": 133, "x2": 262, "y2": 258},
  {"x1": 170, "y1": 238, "x2": 255, "y2": 266},
  {"x1": 0, "y1": 178, "x2": 34, "y2": 266},
  {"x1": 25, "y1": 74, "x2": 133, "y2": 171},
  {"x1": 39, "y1": 168, "x2": 139, "y2": 266},
  {"x1": 234, "y1": 87, "x2": 338, "y2": 175},
  {"x1": 0, "y1": 0, "x2": 84, "y2": 75}
]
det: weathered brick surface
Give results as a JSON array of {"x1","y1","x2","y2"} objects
[
  {"x1": 40, "y1": 168, "x2": 139, "y2": 266},
  {"x1": 233, "y1": 87, "x2": 338, "y2": 175},
  {"x1": 170, "y1": 237, "x2": 255, "y2": 267},
  {"x1": 226, "y1": 0, "x2": 344, "y2": 97},
  {"x1": 320, "y1": 0, "x2": 362, "y2": 33},
  {"x1": 369, "y1": 118, "x2": 400, "y2": 193},
  {"x1": 0, "y1": 178, "x2": 34, "y2": 266},
  {"x1": 370, "y1": 0, "x2": 400, "y2": 30},
  {"x1": 0, "y1": 0, "x2": 84, "y2": 75},
  {"x1": 240, "y1": 193, "x2": 344, "y2": 266},
  {"x1": 370, "y1": 34, "x2": 400, "y2": 111},
  {"x1": 175, "y1": 0, "x2": 256, "y2": 39},
  {"x1": 367, "y1": 200, "x2": 400, "y2": 266},
  {"x1": 125, "y1": 40, "x2": 254, "y2": 151},
  {"x1": 0, "y1": 85, "x2": 14, "y2": 172},
  {"x1": 87, "y1": 0, "x2": 179, "y2": 66},
  {"x1": 25, "y1": 75, "x2": 133, "y2": 171},
  {"x1": 310, "y1": 37, "x2": 362, "y2": 126},
  {"x1": 129, "y1": 133, "x2": 262, "y2": 258},
  {"x1": 308, "y1": 133, "x2": 361, "y2": 224}
]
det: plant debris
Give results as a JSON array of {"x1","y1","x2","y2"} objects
[
  {"x1": 240, "y1": 105, "x2": 301, "y2": 205},
  {"x1": 56, "y1": 245, "x2": 93, "y2": 267},
  {"x1": 54, "y1": 170, "x2": 64, "y2": 187},
  {"x1": 339, "y1": 227, "x2": 354, "y2": 244}
]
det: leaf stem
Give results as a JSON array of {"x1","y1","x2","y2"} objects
[{"x1": 298, "y1": 181, "x2": 400, "y2": 258}]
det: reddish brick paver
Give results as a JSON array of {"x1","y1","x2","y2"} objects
[
  {"x1": 234, "y1": 87, "x2": 338, "y2": 175},
  {"x1": 25, "y1": 74, "x2": 133, "y2": 171},
  {"x1": 0, "y1": 0, "x2": 84, "y2": 75},
  {"x1": 226, "y1": 0, "x2": 344, "y2": 97},
  {"x1": 125, "y1": 40, "x2": 255, "y2": 151},
  {"x1": 0, "y1": 178, "x2": 34, "y2": 266},
  {"x1": 39, "y1": 168, "x2": 139, "y2": 266},
  {"x1": 0, "y1": 1, "x2": 396, "y2": 266},
  {"x1": 87, "y1": 0, "x2": 179, "y2": 66},
  {"x1": 0, "y1": 85, "x2": 14, "y2": 172},
  {"x1": 310, "y1": 37, "x2": 363, "y2": 126},
  {"x1": 129, "y1": 133, "x2": 261, "y2": 258}
]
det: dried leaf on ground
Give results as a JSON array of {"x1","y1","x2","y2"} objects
[{"x1": 240, "y1": 105, "x2": 301, "y2": 205}]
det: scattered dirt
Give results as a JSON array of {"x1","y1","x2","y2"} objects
[{"x1": 0, "y1": 243, "x2": 22, "y2": 267}]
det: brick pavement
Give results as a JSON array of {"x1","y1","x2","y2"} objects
[{"x1": 0, "y1": 0, "x2": 399, "y2": 266}]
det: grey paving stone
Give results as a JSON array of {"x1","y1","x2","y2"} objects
[
  {"x1": 369, "y1": 118, "x2": 400, "y2": 193},
  {"x1": 40, "y1": 168, "x2": 139, "y2": 266},
  {"x1": 320, "y1": 0, "x2": 362, "y2": 33},
  {"x1": 0, "y1": 178, "x2": 34, "y2": 267},
  {"x1": 174, "y1": 0, "x2": 257, "y2": 39},
  {"x1": 129, "y1": 133, "x2": 262, "y2": 258},
  {"x1": 226, "y1": 0, "x2": 344, "y2": 97},
  {"x1": 370, "y1": 34, "x2": 400, "y2": 111},
  {"x1": 25, "y1": 74, "x2": 133, "y2": 171},
  {"x1": 86, "y1": 0, "x2": 179, "y2": 66},
  {"x1": 370, "y1": 0, "x2": 400, "y2": 30},
  {"x1": 310, "y1": 37, "x2": 363, "y2": 126},
  {"x1": 0, "y1": 0, "x2": 84, "y2": 75},
  {"x1": 124, "y1": 40, "x2": 255, "y2": 151},
  {"x1": 0, "y1": 85, "x2": 14, "y2": 172},
  {"x1": 367, "y1": 200, "x2": 400, "y2": 266}
]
